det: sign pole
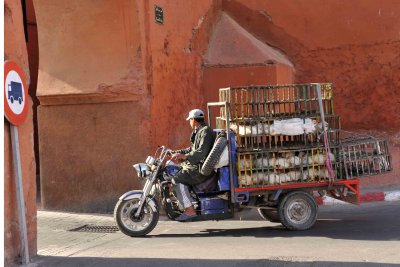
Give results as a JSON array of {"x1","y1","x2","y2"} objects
[
  {"x1": 10, "y1": 125, "x2": 30, "y2": 264},
  {"x1": 5, "y1": 60, "x2": 30, "y2": 264}
]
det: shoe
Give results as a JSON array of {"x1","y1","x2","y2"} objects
[{"x1": 176, "y1": 213, "x2": 197, "y2": 222}]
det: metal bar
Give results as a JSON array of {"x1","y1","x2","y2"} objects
[
  {"x1": 225, "y1": 102, "x2": 236, "y2": 204},
  {"x1": 353, "y1": 146, "x2": 360, "y2": 177},
  {"x1": 234, "y1": 179, "x2": 360, "y2": 193},
  {"x1": 306, "y1": 85, "x2": 310, "y2": 115},
  {"x1": 207, "y1": 104, "x2": 212, "y2": 128},
  {"x1": 207, "y1": 101, "x2": 228, "y2": 107},
  {"x1": 315, "y1": 83, "x2": 326, "y2": 131},
  {"x1": 346, "y1": 145, "x2": 352, "y2": 179},
  {"x1": 10, "y1": 125, "x2": 30, "y2": 264}
]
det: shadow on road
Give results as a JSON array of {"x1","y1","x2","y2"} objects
[
  {"x1": 30, "y1": 256, "x2": 399, "y2": 267},
  {"x1": 149, "y1": 202, "x2": 400, "y2": 241},
  {"x1": 145, "y1": 218, "x2": 400, "y2": 241}
]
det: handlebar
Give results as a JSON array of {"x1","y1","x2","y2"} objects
[
  {"x1": 154, "y1": 146, "x2": 174, "y2": 164},
  {"x1": 158, "y1": 146, "x2": 173, "y2": 154}
]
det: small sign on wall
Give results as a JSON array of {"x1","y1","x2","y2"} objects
[{"x1": 155, "y1": 5, "x2": 164, "y2": 24}]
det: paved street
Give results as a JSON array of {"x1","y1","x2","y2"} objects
[{"x1": 30, "y1": 201, "x2": 400, "y2": 267}]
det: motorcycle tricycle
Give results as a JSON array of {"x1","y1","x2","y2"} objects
[
  {"x1": 114, "y1": 134, "x2": 363, "y2": 237},
  {"x1": 114, "y1": 98, "x2": 390, "y2": 237}
]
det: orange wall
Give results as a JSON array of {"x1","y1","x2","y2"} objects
[
  {"x1": 32, "y1": 0, "x2": 400, "y2": 214},
  {"x1": 34, "y1": 0, "x2": 144, "y2": 102},
  {"x1": 33, "y1": 0, "x2": 223, "y2": 212},
  {"x1": 222, "y1": 0, "x2": 400, "y2": 186},
  {"x1": 34, "y1": 0, "x2": 153, "y2": 211},
  {"x1": 223, "y1": 0, "x2": 400, "y2": 132},
  {"x1": 237, "y1": 0, "x2": 400, "y2": 49},
  {"x1": 146, "y1": 0, "x2": 221, "y2": 149},
  {"x1": 202, "y1": 64, "x2": 294, "y2": 114},
  {"x1": 4, "y1": 0, "x2": 37, "y2": 265}
]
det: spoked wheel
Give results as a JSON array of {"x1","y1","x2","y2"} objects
[
  {"x1": 114, "y1": 198, "x2": 159, "y2": 237},
  {"x1": 258, "y1": 207, "x2": 281, "y2": 223},
  {"x1": 278, "y1": 191, "x2": 318, "y2": 231}
]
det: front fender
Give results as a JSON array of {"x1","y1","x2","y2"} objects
[
  {"x1": 119, "y1": 190, "x2": 144, "y2": 201},
  {"x1": 118, "y1": 190, "x2": 158, "y2": 212}
]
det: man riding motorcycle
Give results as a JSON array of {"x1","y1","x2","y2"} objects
[{"x1": 169, "y1": 109, "x2": 216, "y2": 221}]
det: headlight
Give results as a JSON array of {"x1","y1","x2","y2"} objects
[{"x1": 133, "y1": 163, "x2": 151, "y2": 178}]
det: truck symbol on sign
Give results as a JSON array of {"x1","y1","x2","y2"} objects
[{"x1": 8, "y1": 81, "x2": 24, "y2": 105}]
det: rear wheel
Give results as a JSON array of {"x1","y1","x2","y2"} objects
[
  {"x1": 258, "y1": 207, "x2": 280, "y2": 223},
  {"x1": 278, "y1": 191, "x2": 317, "y2": 231},
  {"x1": 114, "y1": 197, "x2": 159, "y2": 237}
]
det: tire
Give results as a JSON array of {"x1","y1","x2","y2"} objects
[
  {"x1": 200, "y1": 136, "x2": 227, "y2": 176},
  {"x1": 114, "y1": 197, "x2": 159, "y2": 237},
  {"x1": 18, "y1": 97, "x2": 22, "y2": 104},
  {"x1": 258, "y1": 208, "x2": 281, "y2": 223},
  {"x1": 278, "y1": 191, "x2": 317, "y2": 231},
  {"x1": 10, "y1": 97, "x2": 14, "y2": 104}
]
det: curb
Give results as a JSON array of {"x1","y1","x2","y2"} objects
[{"x1": 316, "y1": 190, "x2": 400, "y2": 205}]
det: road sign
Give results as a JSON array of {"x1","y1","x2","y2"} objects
[
  {"x1": 4, "y1": 61, "x2": 29, "y2": 125},
  {"x1": 4, "y1": 60, "x2": 30, "y2": 263}
]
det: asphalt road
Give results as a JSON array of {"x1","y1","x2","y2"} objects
[{"x1": 30, "y1": 201, "x2": 400, "y2": 267}]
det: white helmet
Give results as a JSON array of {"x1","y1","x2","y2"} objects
[{"x1": 186, "y1": 109, "x2": 204, "y2": 120}]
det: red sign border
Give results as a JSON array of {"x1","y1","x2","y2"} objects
[{"x1": 4, "y1": 61, "x2": 29, "y2": 126}]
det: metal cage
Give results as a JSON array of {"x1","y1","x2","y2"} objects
[
  {"x1": 236, "y1": 146, "x2": 342, "y2": 188},
  {"x1": 340, "y1": 136, "x2": 392, "y2": 179},
  {"x1": 216, "y1": 115, "x2": 340, "y2": 151},
  {"x1": 219, "y1": 83, "x2": 334, "y2": 120}
]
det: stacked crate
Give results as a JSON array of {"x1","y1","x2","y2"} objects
[
  {"x1": 217, "y1": 83, "x2": 342, "y2": 188},
  {"x1": 215, "y1": 83, "x2": 392, "y2": 188}
]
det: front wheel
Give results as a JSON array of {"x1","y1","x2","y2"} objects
[
  {"x1": 114, "y1": 197, "x2": 159, "y2": 237},
  {"x1": 278, "y1": 191, "x2": 317, "y2": 231}
]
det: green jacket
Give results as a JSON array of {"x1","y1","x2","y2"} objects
[
  {"x1": 173, "y1": 122, "x2": 216, "y2": 185},
  {"x1": 176, "y1": 122, "x2": 216, "y2": 166}
]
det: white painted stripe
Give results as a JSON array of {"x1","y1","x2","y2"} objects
[
  {"x1": 384, "y1": 191, "x2": 400, "y2": 201},
  {"x1": 322, "y1": 196, "x2": 348, "y2": 205}
]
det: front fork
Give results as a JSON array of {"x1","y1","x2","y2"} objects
[{"x1": 134, "y1": 175, "x2": 157, "y2": 218}]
